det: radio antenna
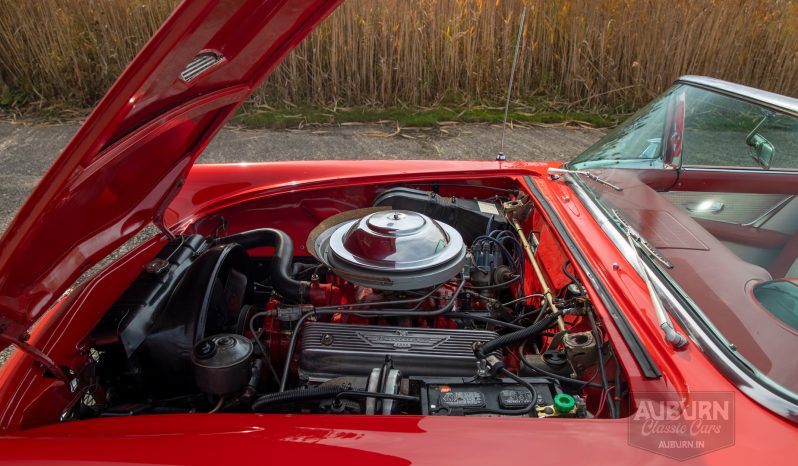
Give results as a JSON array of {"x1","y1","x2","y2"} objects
[{"x1": 497, "y1": 4, "x2": 527, "y2": 162}]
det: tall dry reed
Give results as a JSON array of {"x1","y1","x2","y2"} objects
[{"x1": 1, "y1": 0, "x2": 796, "y2": 112}]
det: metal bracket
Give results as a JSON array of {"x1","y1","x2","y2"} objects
[
  {"x1": 153, "y1": 214, "x2": 176, "y2": 241},
  {"x1": 502, "y1": 195, "x2": 533, "y2": 221}
]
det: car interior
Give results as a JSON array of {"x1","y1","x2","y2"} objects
[{"x1": 664, "y1": 172, "x2": 798, "y2": 279}]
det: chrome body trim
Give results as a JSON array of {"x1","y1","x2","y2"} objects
[
  {"x1": 677, "y1": 75, "x2": 798, "y2": 117},
  {"x1": 747, "y1": 195, "x2": 795, "y2": 228},
  {"x1": 680, "y1": 167, "x2": 797, "y2": 175}
]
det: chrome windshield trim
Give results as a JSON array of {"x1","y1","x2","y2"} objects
[
  {"x1": 563, "y1": 173, "x2": 798, "y2": 422},
  {"x1": 677, "y1": 75, "x2": 798, "y2": 117}
]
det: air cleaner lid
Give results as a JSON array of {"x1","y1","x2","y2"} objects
[{"x1": 313, "y1": 210, "x2": 466, "y2": 290}]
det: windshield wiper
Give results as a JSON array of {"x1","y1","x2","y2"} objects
[
  {"x1": 612, "y1": 210, "x2": 687, "y2": 348},
  {"x1": 611, "y1": 209, "x2": 672, "y2": 269},
  {"x1": 548, "y1": 167, "x2": 623, "y2": 191}
]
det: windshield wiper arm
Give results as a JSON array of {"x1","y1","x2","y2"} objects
[
  {"x1": 548, "y1": 167, "x2": 623, "y2": 191},
  {"x1": 612, "y1": 210, "x2": 687, "y2": 348},
  {"x1": 611, "y1": 209, "x2": 672, "y2": 269}
]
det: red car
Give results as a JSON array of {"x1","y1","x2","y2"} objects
[{"x1": 0, "y1": 1, "x2": 796, "y2": 464}]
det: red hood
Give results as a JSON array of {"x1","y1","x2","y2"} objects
[{"x1": 0, "y1": 0, "x2": 342, "y2": 341}]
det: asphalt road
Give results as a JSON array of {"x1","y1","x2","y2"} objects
[
  {"x1": 0, "y1": 120, "x2": 602, "y2": 232},
  {"x1": 0, "y1": 120, "x2": 602, "y2": 365}
]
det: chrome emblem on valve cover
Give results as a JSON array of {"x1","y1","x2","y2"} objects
[{"x1": 356, "y1": 329, "x2": 450, "y2": 350}]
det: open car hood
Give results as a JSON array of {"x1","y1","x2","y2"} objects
[{"x1": 0, "y1": 0, "x2": 342, "y2": 341}]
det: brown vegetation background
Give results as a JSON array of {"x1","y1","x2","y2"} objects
[{"x1": 1, "y1": 0, "x2": 796, "y2": 113}]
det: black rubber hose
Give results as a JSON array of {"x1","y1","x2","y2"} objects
[
  {"x1": 443, "y1": 312, "x2": 525, "y2": 330},
  {"x1": 464, "y1": 274, "x2": 519, "y2": 290},
  {"x1": 476, "y1": 310, "x2": 562, "y2": 357},
  {"x1": 334, "y1": 391, "x2": 420, "y2": 404},
  {"x1": 219, "y1": 228, "x2": 308, "y2": 302},
  {"x1": 561, "y1": 260, "x2": 581, "y2": 288},
  {"x1": 251, "y1": 385, "x2": 346, "y2": 412}
]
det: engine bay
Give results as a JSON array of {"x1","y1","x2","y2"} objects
[{"x1": 77, "y1": 182, "x2": 628, "y2": 420}]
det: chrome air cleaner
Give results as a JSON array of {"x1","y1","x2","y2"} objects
[{"x1": 310, "y1": 209, "x2": 466, "y2": 290}]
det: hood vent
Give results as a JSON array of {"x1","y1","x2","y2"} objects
[{"x1": 180, "y1": 52, "x2": 224, "y2": 83}]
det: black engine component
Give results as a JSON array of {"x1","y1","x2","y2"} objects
[
  {"x1": 92, "y1": 236, "x2": 253, "y2": 399},
  {"x1": 218, "y1": 228, "x2": 309, "y2": 303},
  {"x1": 94, "y1": 227, "x2": 312, "y2": 401},
  {"x1": 91, "y1": 234, "x2": 207, "y2": 350},
  {"x1": 469, "y1": 240, "x2": 515, "y2": 287},
  {"x1": 417, "y1": 376, "x2": 560, "y2": 416},
  {"x1": 373, "y1": 187, "x2": 507, "y2": 243},
  {"x1": 120, "y1": 242, "x2": 252, "y2": 399},
  {"x1": 519, "y1": 350, "x2": 573, "y2": 378},
  {"x1": 192, "y1": 334, "x2": 254, "y2": 396}
]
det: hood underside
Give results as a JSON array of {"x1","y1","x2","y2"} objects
[{"x1": 0, "y1": 0, "x2": 342, "y2": 340}]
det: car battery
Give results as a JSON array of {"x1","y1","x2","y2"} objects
[{"x1": 414, "y1": 376, "x2": 561, "y2": 417}]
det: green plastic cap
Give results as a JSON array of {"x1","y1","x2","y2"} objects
[{"x1": 553, "y1": 393, "x2": 575, "y2": 414}]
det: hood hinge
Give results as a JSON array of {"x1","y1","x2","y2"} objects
[
  {"x1": 152, "y1": 176, "x2": 187, "y2": 241},
  {"x1": 0, "y1": 333, "x2": 73, "y2": 386},
  {"x1": 153, "y1": 214, "x2": 176, "y2": 241}
]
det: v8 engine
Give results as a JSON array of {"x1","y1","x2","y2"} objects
[{"x1": 82, "y1": 186, "x2": 626, "y2": 420}]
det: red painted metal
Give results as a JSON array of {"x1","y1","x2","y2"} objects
[
  {"x1": 0, "y1": 0, "x2": 343, "y2": 342},
  {"x1": 0, "y1": 162, "x2": 542, "y2": 431},
  {"x1": 0, "y1": 0, "x2": 796, "y2": 462},
  {"x1": 0, "y1": 161, "x2": 795, "y2": 461},
  {"x1": 0, "y1": 411, "x2": 793, "y2": 465}
]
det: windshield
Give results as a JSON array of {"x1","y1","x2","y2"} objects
[
  {"x1": 569, "y1": 88, "x2": 676, "y2": 170},
  {"x1": 566, "y1": 83, "x2": 798, "y2": 398}
]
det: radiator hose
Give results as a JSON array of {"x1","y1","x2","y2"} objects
[{"x1": 219, "y1": 228, "x2": 309, "y2": 302}]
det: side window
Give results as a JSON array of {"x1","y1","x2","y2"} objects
[
  {"x1": 682, "y1": 89, "x2": 798, "y2": 170},
  {"x1": 682, "y1": 90, "x2": 764, "y2": 169}
]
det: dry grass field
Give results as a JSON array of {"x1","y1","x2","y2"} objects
[{"x1": 1, "y1": 0, "x2": 796, "y2": 115}]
